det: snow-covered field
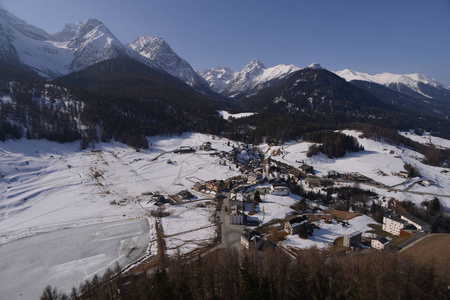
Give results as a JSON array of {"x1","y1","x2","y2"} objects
[
  {"x1": 0, "y1": 133, "x2": 239, "y2": 299},
  {"x1": 268, "y1": 130, "x2": 450, "y2": 210},
  {"x1": 399, "y1": 131, "x2": 450, "y2": 149},
  {"x1": 0, "y1": 219, "x2": 151, "y2": 300},
  {"x1": 282, "y1": 215, "x2": 377, "y2": 250},
  {"x1": 161, "y1": 202, "x2": 217, "y2": 256},
  {"x1": 253, "y1": 193, "x2": 300, "y2": 223},
  {"x1": 0, "y1": 130, "x2": 449, "y2": 298}
]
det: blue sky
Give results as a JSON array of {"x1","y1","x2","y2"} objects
[{"x1": 2, "y1": 0, "x2": 450, "y2": 85}]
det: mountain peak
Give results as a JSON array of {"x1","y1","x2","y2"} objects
[
  {"x1": 245, "y1": 58, "x2": 266, "y2": 70},
  {"x1": 307, "y1": 62, "x2": 323, "y2": 69},
  {"x1": 129, "y1": 34, "x2": 210, "y2": 92},
  {"x1": 335, "y1": 69, "x2": 450, "y2": 100}
]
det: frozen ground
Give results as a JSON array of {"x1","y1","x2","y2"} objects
[
  {"x1": 252, "y1": 193, "x2": 300, "y2": 224},
  {"x1": 161, "y1": 202, "x2": 217, "y2": 256},
  {"x1": 282, "y1": 215, "x2": 377, "y2": 250},
  {"x1": 0, "y1": 133, "x2": 239, "y2": 299},
  {"x1": 0, "y1": 133, "x2": 238, "y2": 243},
  {"x1": 0, "y1": 219, "x2": 151, "y2": 300}
]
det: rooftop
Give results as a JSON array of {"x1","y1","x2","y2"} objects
[
  {"x1": 401, "y1": 212, "x2": 430, "y2": 227},
  {"x1": 346, "y1": 230, "x2": 361, "y2": 238},
  {"x1": 385, "y1": 215, "x2": 407, "y2": 224}
]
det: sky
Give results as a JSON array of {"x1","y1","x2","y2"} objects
[{"x1": 1, "y1": 0, "x2": 450, "y2": 85}]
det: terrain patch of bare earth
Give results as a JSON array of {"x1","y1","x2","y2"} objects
[{"x1": 401, "y1": 233, "x2": 450, "y2": 276}]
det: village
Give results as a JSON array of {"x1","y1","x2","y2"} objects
[{"x1": 141, "y1": 139, "x2": 434, "y2": 256}]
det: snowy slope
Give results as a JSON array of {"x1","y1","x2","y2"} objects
[
  {"x1": 200, "y1": 59, "x2": 301, "y2": 97},
  {"x1": 0, "y1": 133, "x2": 241, "y2": 299},
  {"x1": 0, "y1": 8, "x2": 159, "y2": 78},
  {"x1": 335, "y1": 69, "x2": 450, "y2": 100},
  {"x1": 267, "y1": 130, "x2": 450, "y2": 211},
  {"x1": 129, "y1": 35, "x2": 210, "y2": 92},
  {"x1": 198, "y1": 67, "x2": 236, "y2": 93}
]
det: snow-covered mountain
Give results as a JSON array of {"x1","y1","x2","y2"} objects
[
  {"x1": 0, "y1": 8, "x2": 158, "y2": 78},
  {"x1": 336, "y1": 69, "x2": 450, "y2": 101},
  {"x1": 306, "y1": 62, "x2": 323, "y2": 69},
  {"x1": 200, "y1": 59, "x2": 301, "y2": 97},
  {"x1": 129, "y1": 35, "x2": 210, "y2": 93},
  {"x1": 198, "y1": 67, "x2": 235, "y2": 93}
]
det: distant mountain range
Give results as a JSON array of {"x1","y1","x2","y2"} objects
[{"x1": 1, "y1": 6, "x2": 450, "y2": 148}]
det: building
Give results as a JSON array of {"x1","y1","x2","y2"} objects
[
  {"x1": 229, "y1": 199, "x2": 244, "y2": 210},
  {"x1": 421, "y1": 179, "x2": 435, "y2": 186},
  {"x1": 382, "y1": 216, "x2": 407, "y2": 236},
  {"x1": 284, "y1": 215, "x2": 309, "y2": 235},
  {"x1": 200, "y1": 142, "x2": 212, "y2": 151},
  {"x1": 300, "y1": 164, "x2": 314, "y2": 174},
  {"x1": 371, "y1": 237, "x2": 390, "y2": 251},
  {"x1": 179, "y1": 146, "x2": 195, "y2": 153},
  {"x1": 270, "y1": 186, "x2": 289, "y2": 196},
  {"x1": 398, "y1": 171, "x2": 409, "y2": 178},
  {"x1": 400, "y1": 212, "x2": 432, "y2": 233},
  {"x1": 247, "y1": 172, "x2": 260, "y2": 184},
  {"x1": 241, "y1": 230, "x2": 263, "y2": 250},
  {"x1": 193, "y1": 181, "x2": 206, "y2": 192},
  {"x1": 178, "y1": 190, "x2": 193, "y2": 200},
  {"x1": 343, "y1": 231, "x2": 362, "y2": 247},
  {"x1": 230, "y1": 209, "x2": 246, "y2": 225},
  {"x1": 327, "y1": 170, "x2": 340, "y2": 179}
]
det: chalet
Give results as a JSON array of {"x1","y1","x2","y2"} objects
[
  {"x1": 241, "y1": 230, "x2": 263, "y2": 250},
  {"x1": 284, "y1": 215, "x2": 309, "y2": 235},
  {"x1": 382, "y1": 216, "x2": 407, "y2": 236},
  {"x1": 179, "y1": 146, "x2": 195, "y2": 154},
  {"x1": 371, "y1": 237, "x2": 390, "y2": 251},
  {"x1": 400, "y1": 212, "x2": 431, "y2": 233},
  {"x1": 343, "y1": 231, "x2": 362, "y2": 247},
  {"x1": 270, "y1": 186, "x2": 289, "y2": 196},
  {"x1": 200, "y1": 142, "x2": 212, "y2": 151}
]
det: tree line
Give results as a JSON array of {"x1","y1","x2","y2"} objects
[{"x1": 41, "y1": 246, "x2": 449, "y2": 300}]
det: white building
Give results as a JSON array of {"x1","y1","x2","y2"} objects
[
  {"x1": 371, "y1": 237, "x2": 390, "y2": 251},
  {"x1": 382, "y1": 216, "x2": 407, "y2": 236}
]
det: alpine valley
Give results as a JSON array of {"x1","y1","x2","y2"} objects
[{"x1": 1, "y1": 7, "x2": 450, "y2": 300}]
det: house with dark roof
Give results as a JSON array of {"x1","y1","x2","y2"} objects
[
  {"x1": 400, "y1": 212, "x2": 431, "y2": 233},
  {"x1": 371, "y1": 237, "x2": 390, "y2": 251},
  {"x1": 343, "y1": 231, "x2": 362, "y2": 247},
  {"x1": 241, "y1": 230, "x2": 263, "y2": 250},
  {"x1": 284, "y1": 215, "x2": 309, "y2": 235}
]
